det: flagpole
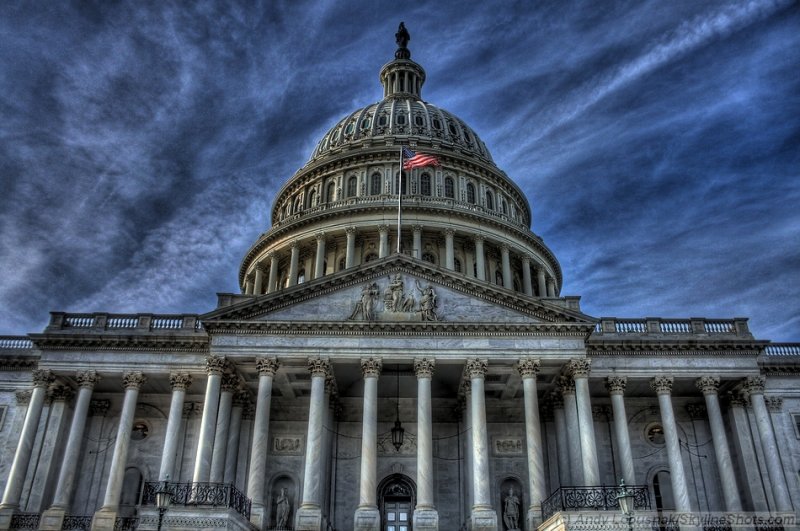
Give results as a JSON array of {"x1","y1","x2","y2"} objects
[{"x1": 397, "y1": 146, "x2": 402, "y2": 253}]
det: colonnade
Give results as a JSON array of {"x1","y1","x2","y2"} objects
[
  {"x1": 243, "y1": 227, "x2": 559, "y2": 298},
  {"x1": 0, "y1": 361, "x2": 794, "y2": 531}
]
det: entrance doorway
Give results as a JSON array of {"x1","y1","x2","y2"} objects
[{"x1": 378, "y1": 473, "x2": 416, "y2": 531}]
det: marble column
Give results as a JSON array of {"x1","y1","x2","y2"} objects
[
  {"x1": 474, "y1": 236, "x2": 486, "y2": 281},
  {"x1": 192, "y1": 356, "x2": 226, "y2": 484},
  {"x1": 744, "y1": 376, "x2": 793, "y2": 512},
  {"x1": 466, "y1": 358, "x2": 498, "y2": 530},
  {"x1": 569, "y1": 359, "x2": 600, "y2": 486},
  {"x1": 288, "y1": 241, "x2": 300, "y2": 286},
  {"x1": 159, "y1": 373, "x2": 192, "y2": 481},
  {"x1": 378, "y1": 225, "x2": 389, "y2": 258},
  {"x1": 546, "y1": 277, "x2": 556, "y2": 297},
  {"x1": 91, "y1": 372, "x2": 146, "y2": 531},
  {"x1": 345, "y1": 227, "x2": 357, "y2": 268},
  {"x1": 695, "y1": 377, "x2": 743, "y2": 511},
  {"x1": 267, "y1": 252, "x2": 279, "y2": 294},
  {"x1": 606, "y1": 376, "x2": 635, "y2": 486},
  {"x1": 559, "y1": 377, "x2": 583, "y2": 485},
  {"x1": 0, "y1": 369, "x2": 53, "y2": 514},
  {"x1": 248, "y1": 357, "x2": 278, "y2": 528},
  {"x1": 521, "y1": 256, "x2": 533, "y2": 296},
  {"x1": 727, "y1": 393, "x2": 768, "y2": 510},
  {"x1": 314, "y1": 232, "x2": 326, "y2": 279},
  {"x1": 536, "y1": 268, "x2": 546, "y2": 298},
  {"x1": 518, "y1": 358, "x2": 545, "y2": 529},
  {"x1": 244, "y1": 278, "x2": 254, "y2": 295},
  {"x1": 500, "y1": 244, "x2": 512, "y2": 289},
  {"x1": 413, "y1": 225, "x2": 423, "y2": 259},
  {"x1": 253, "y1": 264, "x2": 264, "y2": 295},
  {"x1": 462, "y1": 381, "x2": 475, "y2": 513},
  {"x1": 651, "y1": 376, "x2": 692, "y2": 512},
  {"x1": 414, "y1": 358, "x2": 438, "y2": 530},
  {"x1": 295, "y1": 358, "x2": 330, "y2": 530},
  {"x1": 445, "y1": 229, "x2": 455, "y2": 270},
  {"x1": 224, "y1": 391, "x2": 246, "y2": 486},
  {"x1": 355, "y1": 358, "x2": 382, "y2": 530},
  {"x1": 42, "y1": 371, "x2": 99, "y2": 528},
  {"x1": 551, "y1": 393, "x2": 571, "y2": 487},
  {"x1": 210, "y1": 374, "x2": 238, "y2": 483}
]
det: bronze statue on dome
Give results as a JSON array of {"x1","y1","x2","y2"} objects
[{"x1": 395, "y1": 22, "x2": 411, "y2": 59}]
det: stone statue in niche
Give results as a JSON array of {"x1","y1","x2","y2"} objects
[
  {"x1": 502, "y1": 486, "x2": 521, "y2": 530},
  {"x1": 348, "y1": 282, "x2": 379, "y2": 320},
  {"x1": 275, "y1": 487, "x2": 291, "y2": 527}
]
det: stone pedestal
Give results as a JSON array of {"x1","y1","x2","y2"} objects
[
  {"x1": 470, "y1": 507, "x2": 498, "y2": 531},
  {"x1": 413, "y1": 507, "x2": 439, "y2": 530},
  {"x1": 0, "y1": 507, "x2": 15, "y2": 531},
  {"x1": 294, "y1": 505, "x2": 322, "y2": 530},
  {"x1": 526, "y1": 507, "x2": 542, "y2": 531},
  {"x1": 90, "y1": 508, "x2": 118, "y2": 531},
  {"x1": 354, "y1": 506, "x2": 380, "y2": 530},
  {"x1": 248, "y1": 505, "x2": 266, "y2": 531},
  {"x1": 38, "y1": 507, "x2": 67, "y2": 530}
]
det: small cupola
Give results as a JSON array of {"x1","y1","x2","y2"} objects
[{"x1": 379, "y1": 22, "x2": 426, "y2": 99}]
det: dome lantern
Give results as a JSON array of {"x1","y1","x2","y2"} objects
[{"x1": 380, "y1": 22, "x2": 425, "y2": 100}]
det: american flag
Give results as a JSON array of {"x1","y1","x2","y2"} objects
[{"x1": 402, "y1": 147, "x2": 440, "y2": 170}]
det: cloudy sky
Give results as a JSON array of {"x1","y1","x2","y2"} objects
[{"x1": 1, "y1": 1, "x2": 798, "y2": 341}]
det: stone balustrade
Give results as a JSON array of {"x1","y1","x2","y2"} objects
[
  {"x1": 46, "y1": 312, "x2": 203, "y2": 333},
  {"x1": 594, "y1": 317, "x2": 750, "y2": 337},
  {"x1": 0, "y1": 337, "x2": 33, "y2": 350},
  {"x1": 764, "y1": 343, "x2": 800, "y2": 356}
]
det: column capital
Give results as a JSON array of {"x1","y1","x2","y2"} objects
[
  {"x1": 567, "y1": 358, "x2": 591, "y2": 378},
  {"x1": 499, "y1": 242, "x2": 509, "y2": 252},
  {"x1": 256, "y1": 356, "x2": 279, "y2": 376},
  {"x1": 686, "y1": 404, "x2": 707, "y2": 420},
  {"x1": 558, "y1": 376, "x2": 576, "y2": 395},
  {"x1": 266, "y1": 250, "x2": 279, "y2": 261},
  {"x1": 696, "y1": 376, "x2": 720, "y2": 395},
  {"x1": 345, "y1": 226, "x2": 357, "y2": 235},
  {"x1": 412, "y1": 224, "x2": 423, "y2": 233},
  {"x1": 361, "y1": 357, "x2": 382, "y2": 378},
  {"x1": 255, "y1": 263, "x2": 267, "y2": 273},
  {"x1": 727, "y1": 392, "x2": 748, "y2": 408},
  {"x1": 414, "y1": 357, "x2": 435, "y2": 378},
  {"x1": 169, "y1": 372, "x2": 193, "y2": 390},
  {"x1": 378, "y1": 224, "x2": 390, "y2": 234},
  {"x1": 521, "y1": 255, "x2": 532, "y2": 264},
  {"x1": 459, "y1": 378, "x2": 471, "y2": 397},
  {"x1": 315, "y1": 231, "x2": 326, "y2": 241},
  {"x1": 32, "y1": 369, "x2": 55, "y2": 388},
  {"x1": 765, "y1": 396, "x2": 783, "y2": 412},
  {"x1": 122, "y1": 371, "x2": 147, "y2": 390},
  {"x1": 206, "y1": 355, "x2": 228, "y2": 375},
  {"x1": 444, "y1": 228, "x2": 456, "y2": 237},
  {"x1": 605, "y1": 376, "x2": 627, "y2": 395},
  {"x1": 290, "y1": 239, "x2": 301, "y2": 250},
  {"x1": 325, "y1": 374, "x2": 338, "y2": 397},
  {"x1": 465, "y1": 358, "x2": 488, "y2": 379},
  {"x1": 516, "y1": 357, "x2": 540, "y2": 379},
  {"x1": 90, "y1": 399, "x2": 110, "y2": 416},
  {"x1": 50, "y1": 385, "x2": 74, "y2": 402},
  {"x1": 650, "y1": 376, "x2": 673, "y2": 395},
  {"x1": 473, "y1": 234, "x2": 485, "y2": 244},
  {"x1": 221, "y1": 373, "x2": 240, "y2": 393},
  {"x1": 308, "y1": 357, "x2": 330, "y2": 378},
  {"x1": 743, "y1": 375, "x2": 765, "y2": 395},
  {"x1": 76, "y1": 370, "x2": 101, "y2": 389},
  {"x1": 15, "y1": 389, "x2": 32, "y2": 405}
]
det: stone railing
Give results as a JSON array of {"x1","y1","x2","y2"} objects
[
  {"x1": 541, "y1": 484, "x2": 650, "y2": 521},
  {"x1": 764, "y1": 343, "x2": 800, "y2": 356},
  {"x1": 61, "y1": 515, "x2": 92, "y2": 530},
  {"x1": 0, "y1": 336, "x2": 34, "y2": 349},
  {"x1": 47, "y1": 313, "x2": 203, "y2": 333},
  {"x1": 9, "y1": 513, "x2": 40, "y2": 530},
  {"x1": 593, "y1": 317, "x2": 749, "y2": 337},
  {"x1": 141, "y1": 481, "x2": 251, "y2": 520}
]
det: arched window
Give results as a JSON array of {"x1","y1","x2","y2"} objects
[
  {"x1": 486, "y1": 191, "x2": 494, "y2": 210},
  {"x1": 297, "y1": 269, "x2": 305, "y2": 284},
  {"x1": 370, "y1": 173, "x2": 382, "y2": 195},
  {"x1": 420, "y1": 173, "x2": 432, "y2": 196},
  {"x1": 495, "y1": 270, "x2": 503, "y2": 286},
  {"x1": 347, "y1": 176, "x2": 358, "y2": 197},
  {"x1": 513, "y1": 279, "x2": 521, "y2": 292},
  {"x1": 454, "y1": 258, "x2": 462, "y2": 273},
  {"x1": 502, "y1": 199, "x2": 508, "y2": 214},
  {"x1": 364, "y1": 252, "x2": 378, "y2": 263},
  {"x1": 422, "y1": 252, "x2": 436, "y2": 264},
  {"x1": 466, "y1": 183, "x2": 476, "y2": 204},
  {"x1": 444, "y1": 177, "x2": 454, "y2": 198},
  {"x1": 293, "y1": 196, "x2": 302, "y2": 213},
  {"x1": 307, "y1": 189, "x2": 316, "y2": 208},
  {"x1": 395, "y1": 172, "x2": 407, "y2": 194},
  {"x1": 338, "y1": 257, "x2": 346, "y2": 271},
  {"x1": 326, "y1": 182, "x2": 336, "y2": 203}
]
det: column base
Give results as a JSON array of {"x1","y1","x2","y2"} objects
[
  {"x1": 0, "y1": 507, "x2": 16, "y2": 531},
  {"x1": 249, "y1": 504, "x2": 265, "y2": 531},
  {"x1": 91, "y1": 508, "x2": 118, "y2": 531},
  {"x1": 470, "y1": 506, "x2": 498, "y2": 531},
  {"x1": 526, "y1": 506, "x2": 542, "y2": 531},
  {"x1": 38, "y1": 507, "x2": 67, "y2": 530},
  {"x1": 413, "y1": 507, "x2": 439, "y2": 530},
  {"x1": 294, "y1": 505, "x2": 323, "y2": 531},
  {"x1": 354, "y1": 505, "x2": 380, "y2": 530}
]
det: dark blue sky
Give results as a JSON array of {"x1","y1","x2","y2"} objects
[{"x1": 1, "y1": 1, "x2": 798, "y2": 340}]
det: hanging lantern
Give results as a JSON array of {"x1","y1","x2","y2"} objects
[{"x1": 392, "y1": 365, "x2": 404, "y2": 451}]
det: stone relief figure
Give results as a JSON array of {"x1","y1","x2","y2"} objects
[
  {"x1": 276, "y1": 487, "x2": 291, "y2": 527},
  {"x1": 385, "y1": 274, "x2": 414, "y2": 312},
  {"x1": 502, "y1": 486, "x2": 520, "y2": 530},
  {"x1": 416, "y1": 281, "x2": 439, "y2": 321},
  {"x1": 348, "y1": 282, "x2": 378, "y2": 320}
]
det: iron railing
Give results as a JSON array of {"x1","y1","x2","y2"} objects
[
  {"x1": 541, "y1": 485, "x2": 650, "y2": 521},
  {"x1": 61, "y1": 515, "x2": 92, "y2": 530},
  {"x1": 142, "y1": 481, "x2": 252, "y2": 520},
  {"x1": 9, "y1": 514, "x2": 40, "y2": 530},
  {"x1": 113, "y1": 517, "x2": 138, "y2": 531}
]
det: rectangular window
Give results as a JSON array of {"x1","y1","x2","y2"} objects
[{"x1": 793, "y1": 413, "x2": 800, "y2": 439}]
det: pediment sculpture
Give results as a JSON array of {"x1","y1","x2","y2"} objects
[{"x1": 348, "y1": 274, "x2": 441, "y2": 322}]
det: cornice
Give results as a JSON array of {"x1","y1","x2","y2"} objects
[
  {"x1": 588, "y1": 343, "x2": 764, "y2": 357},
  {"x1": 758, "y1": 354, "x2": 800, "y2": 374},
  {"x1": 29, "y1": 333, "x2": 210, "y2": 353},
  {"x1": 0, "y1": 356, "x2": 39, "y2": 371}
]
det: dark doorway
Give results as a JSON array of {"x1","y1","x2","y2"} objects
[{"x1": 378, "y1": 473, "x2": 416, "y2": 531}]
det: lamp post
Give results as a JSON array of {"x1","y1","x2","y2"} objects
[
  {"x1": 616, "y1": 479, "x2": 635, "y2": 531},
  {"x1": 155, "y1": 479, "x2": 172, "y2": 531}
]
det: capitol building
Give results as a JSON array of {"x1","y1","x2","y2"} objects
[{"x1": 0, "y1": 24, "x2": 797, "y2": 531}]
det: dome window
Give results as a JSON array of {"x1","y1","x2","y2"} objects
[
  {"x1": 432, "y1": 119, "x2": 442, "y2": 130},
  {"x1": 347, "y1": 176, "x2": 358, "y2": 198},
  {"x1": 307, "y1": 190, "x2": 316, "y2": 208},
  {"x1": 345, "y1": 122, "x2": 355, "y2": 135},
  {"x1": 466, "y1": 183, "x2": 476, "y2": 204},
  {"x1": 361, "y1": 118, "x2": 371, "y2": 129},
  {"x1": 454, "y1": 258, "x2": 462, "y2": 273},
  {"x1": 420, "y1": 173, "x2": 432, "y2": 196},
  {"x1": 370, "y1": 172, "x2": 382, "y2": 195},
  {"x1": 448, "y1": 122, "x2": 458, "y2": 135},
  {"x1": 486, "y1": 191, "x2": 495, "y2": 210},
  {"x1": 502, "y1": 199, "x2": 508, "y2": 215},
  {"x1": 379, "y1": 115, "x2": 388, "y2": 126},
  {"x1": 326, "y1": 182, "x2": 336, "y2": 203},
  {"x1": 395, "y1": 172, "x2": 407, "y2": 194},
  {"x1": 444, "y1": 177, "x2": 455, "y2": 199},
  {"x1": 415, "y1": 115, "x2": 424, "y2": 126},
  {"x1": 396, "y1": 114, "x2": 406, "y2": 125},
  {"x1": 297, "y1": 269, "x2": 306, "y2": 284}
]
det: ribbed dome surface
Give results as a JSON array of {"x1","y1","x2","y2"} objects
[{"x1": 308, "y1": 97, "x2": 494, "y2": 165}]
